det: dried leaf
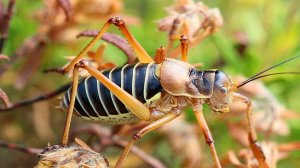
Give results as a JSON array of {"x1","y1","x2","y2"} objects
[
  {"x1": 158, "y1": 0, "x2": 223, "y2": 39},
  {"x1": 157, "y1": 0, "x2": 223, "y2": 57},
  {"x1": 222, "y1": 140, "x2": 300, "y2": 168},
  {"x1": 227, "y1": 122, "x2": 248, "y2": 147},
  {"x1": 15, "y1": 36, "x2": 47, "y2": 89},
  {"x1": 56, "y1": 0, "x2": 72, "y2": 21},
  {"x1": 227, "y1": 150, "x2": 244, "y2": 167},
  {"x1": 0, "y1": 88, "x2": 11, "y2": 108},
  {"x1": 0, "y1": 54, "x2": 9, "y2": 60}
]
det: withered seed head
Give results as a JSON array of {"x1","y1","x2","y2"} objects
[{"x1": 35, "y1": 145, "x2": 109, "y2": 168}]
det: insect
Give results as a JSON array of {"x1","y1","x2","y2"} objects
[{"x1": 51, "y1": 17, "x2": 299, "y2": 168}]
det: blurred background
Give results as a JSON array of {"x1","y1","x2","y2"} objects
[{"x1": 0, "y1": 0, "x2": 300, "y2": 167}]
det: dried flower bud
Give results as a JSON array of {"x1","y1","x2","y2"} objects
[
  {"x1": 202, "y1": 8, "x2": 223, "y2": 33},
  {"x1": 35, "y1": 145, "x2": 109, "y2": 168},
  {"x1": 157, "y1": 0, "x2": 223, "y2": 40}
]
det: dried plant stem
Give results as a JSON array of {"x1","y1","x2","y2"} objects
[
  {"x1": 0, "y1": 82, "x2": 71, "y2": 112},
  {"x1": 0, "y1": 140, "x2": 42, "y2": 154},
  {"x1": 0, "y1": 0, "x2": 15, "y2": 53},
  {"x1": 71, "y1": 124, "x2": 166, "y2": 168}
]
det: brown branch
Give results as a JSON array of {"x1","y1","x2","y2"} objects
[
  {"x1": 71, "y1": 124, "x2": 166, "y2": 168},
  {"x1": 0, "y1": 140, "x2": 42, "y2": 155},
  {"x1": 0, "y1": 0, "x2": 15, "y2": 53},
  {"x1": 77, "y1": 31, "x2": 136, "y2": 64},
  {"x1": 0, "y1": 82, "x2": 70, "y2": 112}
]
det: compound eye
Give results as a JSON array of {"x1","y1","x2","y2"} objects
[{"x1": 220, "y1": 87, "x2": 228, "y2": 94}]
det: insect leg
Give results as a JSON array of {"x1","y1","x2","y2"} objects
[
  {"x1": 233, "y1": 93, "x2": 268, "y2": 168},
  {"x1": 180, "y1": 35, "x2": 189, "y2": 62},
  {"x1": 115, "y1": 113, "x2": 178, "y2": 168},
  {"x1": 154, "y1": 46, "x2": 166, "y2": 63},
  {"x1": 61, "y1": 64, "x2": 80, "y2": 146},
  {"x1": 58, "y1": 17, "x2": 153, "y2": 74},
  {"x1": 193, "y1": 109, "x2": 221, "y2": 168},
  {"x1": 76, "y1": 60, "x2": 150, "y2": 120},
  {"x1": 111, "y1": 17, "x2": 153, "y2": 63}
]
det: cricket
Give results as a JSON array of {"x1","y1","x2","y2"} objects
[
  {"x1": 1, "y1": 1, "x2": 300, "y2": 167},
  {"x1": 46, "y1": 17, "x2": 299, "y2": 168}
]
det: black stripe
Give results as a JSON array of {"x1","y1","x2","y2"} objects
[
  {"x1": 110, "y1": 66, "x2": 129, "y2": 114},
  {"x1": 98, "y1": 70, "x2": 119, "y2": 115},
  {"x1": 134, "y1": 64, "x2": 147, "y2": 102},
  {"x1": 123, "y1": 65, "x2": 134, "y2": 96},
  {"x1": 77, "y1": 79, "x2": 99, "y2": 117},
  {"x1": 64, "y1": 88, "x2": 86, "y2": 116},
  {"x1": 86, "y1": 77, "x2": 108, "y2": 116},
  {"x1": 146, "y1": 64, "x2": 163, "y2": 99},
  {"x1": 74, "y1": 93, "x2": 88, "y2": 117}
]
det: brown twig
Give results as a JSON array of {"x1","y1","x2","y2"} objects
[
  {"x1": 0, "y1": 82, "x2": 71, "y2": 112},
  {"x1": 0, "y1": 0, "x2": 15, "y2": 53},
  {"x1": 71, "y1": 124, "x2": 166, "y2": 168},
  {"x1": 77, "y1": 31, "x2": 136, "y2": 64},
  {"x1": 0, "y1": 140, "x2": 42, "y2": 155}
]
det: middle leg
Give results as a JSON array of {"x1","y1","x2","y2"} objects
[
  {"x1": 115, "y1": 112, "x2": 179, "y2": 168},
  {"x1": 193, "y1": 109, "x2": 222, "y2": 168},
  {"x1": 233, "y1": 93, "x2": 269, "y2": 168}
]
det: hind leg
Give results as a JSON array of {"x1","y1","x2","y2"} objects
[
  {"x1": 115, "y1": 113, "x2": 179, "y2": 168},
  {"x1": 48, "y1": 17, "x2": 153, "y2": 74}
]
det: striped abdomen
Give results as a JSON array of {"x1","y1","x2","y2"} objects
[{"x1": 62, "y1": 63, "x2": 162, "y2": 124}]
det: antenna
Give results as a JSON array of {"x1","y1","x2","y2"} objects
[{"x1": 237, "y1": 55, "x2": 300, "y2": 88}]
